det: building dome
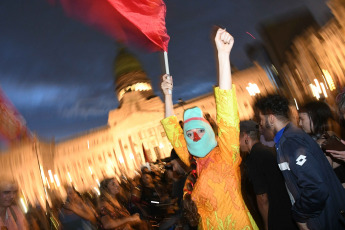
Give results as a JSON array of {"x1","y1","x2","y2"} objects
[{"x1": 114, "y1": 48, "x2": 155, "y2": 102}]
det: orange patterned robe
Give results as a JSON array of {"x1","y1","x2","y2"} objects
[{"x1": 161, "y1": 86, "x2": 258, "y2": 230}]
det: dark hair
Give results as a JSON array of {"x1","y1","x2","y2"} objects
[
  {"x1": 170, "y1": 149, "x2": 190, "y2": 174},
  {"x1": 254, "y1": 94, "x2": 290, "y2": 121},
  {"x1": 185, "y1": 157, "x2": 197, "y2": 194},
  {"x1": 239, "y1": 120, "x2": 260, "y2": 141},
  {"x1": 182, "y1": 156, "x2": 200, "y2": 227},
  {"x1": 336, "y1": 90, "x2": 345, "y2": 116},
  {"x1": 299, "y1": 101, "x2": 333, "y2": 137},
  {"x1": 100, "y1": 177, "x2": 115, "y2": 195}
]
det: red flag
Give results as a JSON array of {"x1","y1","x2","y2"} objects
[
  {"x1": 0, "y1": 88, "x2": 31, "y2": 142},
  {"x1": 52, "y1": 0, "x2": 170, "y2": 52}
]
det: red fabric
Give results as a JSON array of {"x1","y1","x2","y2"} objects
[
  {"x1": 53, "y1": 0, "x2": 170, "y2": 51},
  {"x1": 0, "y1": 88, "x2": 30, "y2": 141},
  {"x1": 193, "y1": 132, "x2": 201, "y2": 142},
  {"x1": 184, "y1": 117, "x2": 210, "y2": 124}
]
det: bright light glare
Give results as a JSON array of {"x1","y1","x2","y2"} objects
[
  {"x1": 67, "y1": 172, "x2": 72, "y2": 183},
  {"x1": 119, "y1": 156, "x2": 125, "y2": 164},
  {"x1": 54, "y1": 174, "x2": 61, "y2": 187},
  {"x1": 48, "y1": 170, "x2": 54, "y2": 183},
  {"x1": 246, "y1": 83, "x2": 260, "y2": 96},
  {"x1": 320, "y1": 83, "x2": 328, "y2": 98},
  {"x1": 309, "y1": 84, "x2": 320, "y2": 100},
  {"x1": 322, "y1": 69, "x2": 336, "y2": 91},
  {"x1": 314, "y1": 79, "x2": 322, "y2": 94},
  {"x1": 45, "y1": 177, "x2": 51, "y2": 189},
  {"x1": 294, "y1": 98, "x2": 299, "y2": 110},
  {"x1": 93, "y1": 187, "x2": 100, "y2": 196},
  {"x1": 20, "y1": 198, "x2": 28, "y2": 213}
]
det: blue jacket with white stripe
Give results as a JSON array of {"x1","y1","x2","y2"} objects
[{"x1": 276, "y1": 123, "x2": 345, "y2": 230}]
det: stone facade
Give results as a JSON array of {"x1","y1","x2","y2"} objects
[
  {"x1": 281, "y1": 0, "x2": 345, "y2": 107},
  {"x1": 0, "y1": 58, "x2": 274, "y2": 207}
]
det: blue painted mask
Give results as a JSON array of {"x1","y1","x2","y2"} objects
[{"x1": 183, "y1": 107, "x2": 217, "y2": 157}]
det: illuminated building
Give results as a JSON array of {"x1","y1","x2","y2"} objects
[
  {"x1": 260, "y1": 0, "x2": 345, "y2": 104},
  {"x1": 0, "y1": 46, "x2": 275, "y2": 207}
]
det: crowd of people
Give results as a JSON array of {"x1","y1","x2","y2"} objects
[
  {"x1": 1, "y1": 161, "x2": 199, "y2": 230},
  {"x1": 2, "y1": 28, "x2": 345, "y2": 230}
]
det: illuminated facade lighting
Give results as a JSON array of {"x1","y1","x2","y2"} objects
[
  {"x1": 320, "y1": 83, "x2": 328, "y2": 98},
  {"x1": 93, "y1": 187, "x2": 100, "y2": 196},
  {"x1": 322, "y1": 69, "x2": 336, "y2": 91},
  {"x1": 67, "y1": 172, "x2": 72, "y2": 183},
  {"x1": 309, "y1": 84, "x2": 320, "y2": 100},
  {"x1": 246, "y1": 83, "x2": 260, "y2": 96},
  {"x1": 20, "y1": 198, "x2": 28, "y2": 213},
  {"x1": 118, "y1": 82, "x2": 152, "y2": 101},
  {"x1": 310, "y1": 78, "x2": 329, "y2": 99},
  {"x1": 45, "y1": 177, "x2": 51, "y2": 189},
  {"x1": 294, "y1": 98, "x2": 299, "y2": 110},
  {"x1": 314, "y1": 79, "x2": 322, "y2": 94},
  {"x1": 48, "y1": 170, "x2": 54, "y2": 183},
  {"x1": 119, "y1": 156, "x2": 125, "y2": 164},
  {"x1": 54, "y1": 174, "x2": 61, "y2": 187},
  {"x1": 39, "y1": 165, "x2": 45, "y2": 184}
]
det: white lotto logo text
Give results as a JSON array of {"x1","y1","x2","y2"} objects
[{"x1": 296, "y1": 155, "x2": 307, "y2": 166}]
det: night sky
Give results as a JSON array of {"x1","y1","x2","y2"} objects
[{"x1": 1, "y1": 0, "x2": 330, "y2": 141}]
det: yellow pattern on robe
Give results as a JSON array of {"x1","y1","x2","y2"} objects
[{"x1": 161, "y1": 86, "x2": 258, "y2": 230}]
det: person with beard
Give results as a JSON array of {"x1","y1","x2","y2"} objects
[
  {"x1": 255, "y1": 94, "x2": 345, "y2": 230},
  {"x1": 160, "y1": 28, "x2": 258, "y2": 230}
]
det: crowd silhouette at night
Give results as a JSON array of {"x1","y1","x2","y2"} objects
[
  {"x1": 2, "y1": 92, "x2": 345, "y2": 230},
  {"x1": 2, "y1": 28, "x2": 345, "y2": 230}
]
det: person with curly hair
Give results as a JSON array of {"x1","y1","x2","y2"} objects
[
  {"x1": 160, "y1": 28, "x2": 258, "y2": 230},
  {"x1": 255, "y1": 94, "x2": 345, "y2": 230}
]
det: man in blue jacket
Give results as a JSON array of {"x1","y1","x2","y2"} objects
[{"x1": 255, "y1": 94, "x2": 345, "y2": 230}]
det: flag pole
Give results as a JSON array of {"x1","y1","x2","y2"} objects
[
  {"x1": 164, "y1": 51, "x2": 170, "y2": 75},
  {"x1": 164, "y1": 51, "x2": 172, "y2": 94}
]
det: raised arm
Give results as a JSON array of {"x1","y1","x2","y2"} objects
[
  {"x1": 161, "y1": 74, "x2": 174, "y2": 117},
  {"x1": 161, "y1": 74, "x2": 191, "y2": 166},
  {"x1": 214, "y1": 29, "x2": 240, "y2": 166},
  {"x1": 214, "y1": 28, "x2": 234, "y2": 90}
]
